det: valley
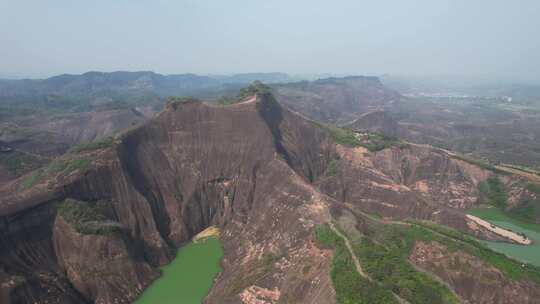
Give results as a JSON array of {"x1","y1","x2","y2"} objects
[
  {"x1": 1, "y1": 77, "x2": 540, "y2": 304},
  {"x1": 3, "y1": 2, "x2": 540, "y2": 303}
]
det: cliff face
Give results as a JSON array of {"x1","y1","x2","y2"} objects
[
  {"x1": 1, "y1": 92, "x2": 539, "y2": 303},
  {"x1": 0, "y1": 93, "x2": 338, "y2": 303}
]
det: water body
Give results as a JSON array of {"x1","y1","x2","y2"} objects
[
  {"x1": 136, "y1": 237, "x2": 224, "y2": 304},
  {"x1": 468, "y1": 208, "x2": 540, "y2": 267}
]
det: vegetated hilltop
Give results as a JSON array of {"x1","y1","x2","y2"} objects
[{"x1": 1, "y1": 85, "x2": 540, "y2": 304}]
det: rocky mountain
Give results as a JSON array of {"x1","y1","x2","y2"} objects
[
  {"x1": 271, "y1": 75, "x2": 540, "y2": 170},
  {"x1": 0, "y1": 72, "x2": 300, "y2": 185},
  {"x1": 1, "y1": 88, "x2": 540, "y2": 303}
]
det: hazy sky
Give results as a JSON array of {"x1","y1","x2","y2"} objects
[{"x1": 1, "y1": 0, "x2": 540, "y2": 80}]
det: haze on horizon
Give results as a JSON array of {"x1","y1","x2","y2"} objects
[{"x1": 1, "y1": 0, "x2": 540, "y2": 82}]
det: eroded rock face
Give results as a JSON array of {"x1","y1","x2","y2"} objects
[
  {"x1": 318, "y1": 144, "x2": 482, "y2": 223},
  {"x1": 0, "y1": 93, "x2": 338, "y2": 303},
  {"x1": 410, "y1": 241, "x2": 540, "y2": 304},
  {"x1": 53, "y1": 216, "x2": 158, "y2": 304},
  {"x1": 0, "y1": 92, "x2": 538, "y2": 303}
]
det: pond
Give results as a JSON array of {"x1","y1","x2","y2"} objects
[
  {"x1": 468, "y1": 207, "x2": 540, "y2": 267},
  {"x1": 135, "y1": 237, "x2": 224, "y2": 304}
]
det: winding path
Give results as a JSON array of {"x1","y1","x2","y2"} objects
[{"x1": 328, "y1": 222, "x2": 409, "y2": 304}]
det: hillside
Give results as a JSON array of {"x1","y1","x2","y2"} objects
[
  {"x1": 1, "y1": 89, "x2": 540, "y2": 303},
  {"x1": 273, "y1": 76, "x2": 402, "y2": 124}
]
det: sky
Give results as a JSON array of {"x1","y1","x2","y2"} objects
[{"x1": 1, "y1": 0, "x2": 540, "y2": 81}]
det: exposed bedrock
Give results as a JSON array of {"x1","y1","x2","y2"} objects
[{"x1": 0, "y1": 92, "x2": 537, "y2": 303}]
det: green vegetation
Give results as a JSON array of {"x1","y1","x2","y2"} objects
[
  {"x1": 477, "y1": 175, "x2": 539, "y2": 224},
  {"x1": 325, "y1": 159, "x2": 340, "y2": 176},
  {"x1": 509, "y1": 199, "x2": 538, "y2": 222},
  {"x1": 478, "y1": 177, "x2": 507, "y2": 208},
  {"x1": 314, "y1": 224, "x2": 397, "y2": 304},
  {"x1": 311, "y1": 122, "x2": 404, "y2": 152},
  {"x1": 238, "y1": 81, "x2": 271, "y2": 99},
  {"x1": 358, "y1": 133, "x2": 405, "y2": 152},
  {"x1": 410, "y1": 221, "x2": 540, "y2": 284},
  {"x1": 165, "y1": 96, "x2": 200, "y2": 109},
  {"x1": 19, "y1": 157, "x2": 91, "y2": 190},
  {"x1": 527, "y1": 183, "x2": 540, "y2": 194},
  {"x1": 216, "y1": 96, "x2": 237, "y2": 106},
  {"x1": 57, "y1": 199, "x2": 120, "y2": 235},
  {"x1": 216, "y1": 81, "x2": 271, "y2": 106},
  {"x1": 70, "y1": 136, "x2": 114, "y2": 153},
  {"x1": 451, "y1": 154, "x2": 509, "y2": 175},
  {"x1": 20, "y1": 170, "x2": 45, "y2": 189},
  {"x1": 47, "y1": 158, "x2": 91, "y2": 175},
  {"x1": 332, "y1": 216, "x2": 540, "y2": 303},
  {"x1": 0, "y1": 151, "x2": 44, "y2": 175},
  {"x1": 311, "y1": 122, "x2": 362, "y2": 147},
  {"x1": 351, "y1": 226, "x2": 459, "y2": 304},
  {"x1": 508, "y1": 183, "x2": 540, "y2": 223}
]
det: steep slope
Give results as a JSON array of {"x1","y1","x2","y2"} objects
[
  {"x1": 0, "y1": 91, "x2": 338, "y2": 303},
  {"x1": 1, "y1": 90, "x2": 540, "y2": 304}
]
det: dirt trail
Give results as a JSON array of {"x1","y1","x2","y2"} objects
[
  {"x1": 328, "y1": 222, "x2": 366, "y2": 277},
  {"x1": 328, "y1": 222, "x2": 409, "y2": 304},
  {"x1": 234, "y1": 95, "x2": 257, "y2": 105}
]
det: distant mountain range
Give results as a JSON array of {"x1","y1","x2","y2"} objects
[{"x1": 0, "y1": 71, "x2": 297, "y2": 99}]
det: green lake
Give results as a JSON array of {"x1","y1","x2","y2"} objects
[
  {"x1": 468, "y1": 208, "x2": 540, "y2": 267},
  {"x1": 136, "y1": 237, "x2": 224, "y2": 304}
]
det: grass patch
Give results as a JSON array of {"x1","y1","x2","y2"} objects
[
  {"x1": 325, "y1": 159, "x2": 339, "y2": 176},
  {"x1": 237, "y1": 81, "x2": 271, "y2": 100},
  {"x1": 19, "y1": 170, "x2": 45, "y2": 190},
  {"x1": 411, "y1": 221, "x2": 540, "y2": 284},
  {"x1": 311, "y1": 122, "x2": 362, "y2": 147},
  {"x1": 507, "y1": 183, "x2": 540, "y2": 223},
  {"x1": 314, "y1": 224, "x2": 397, "y2": 304},
  {"x1": 57, "y1": 199, "x2": 120, "y2": 235},
  {"x1": 70, "y1": 136, "x2": 114, "y2": 153},
  {"x1": 311, "y1": 122, "x2": 404, "y2": 152},
  {"x1": 352, "y1": 226, "x2": 459, "y2": 304},
  {"x1": 357, "y1": 133, "x2": 404, "y2": 152},
  {"x1": 478, "y1": 177, "x2": 507, "y2": 208},
  {"x1": 0, "y1": 151, "x2": 44, "y2": 176},
  {"x1": 19, "y1": 158, "x2": 91, "y2": 190},
  {"x1": 217, "y1": 81, "x2": 272, "y2": 106}
]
